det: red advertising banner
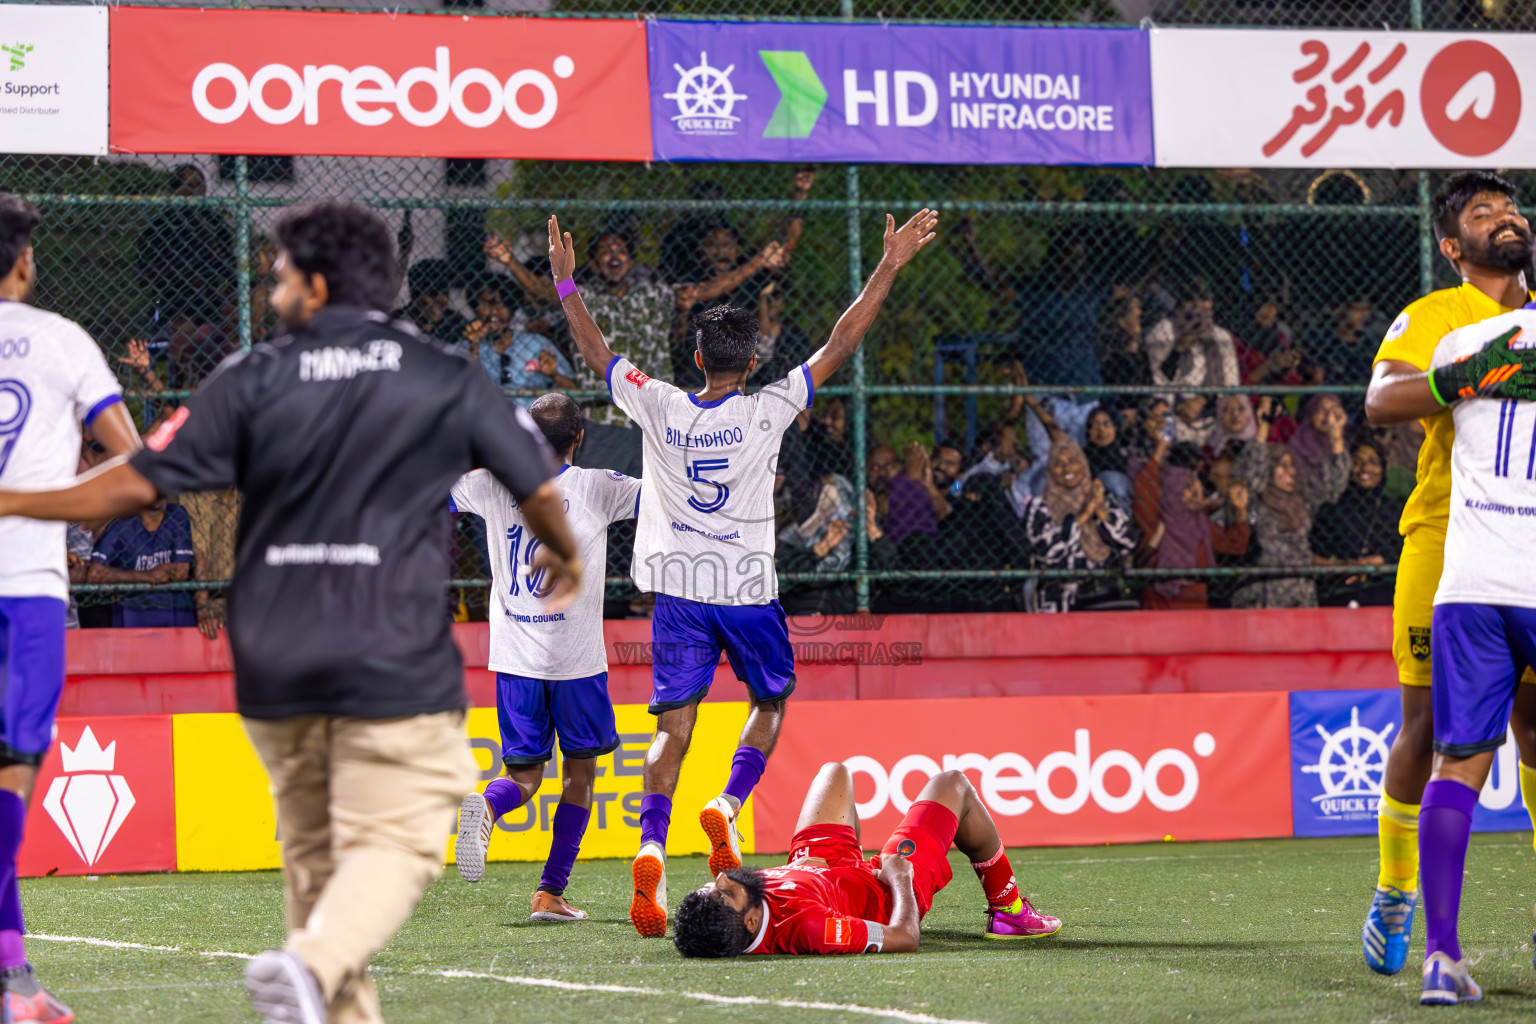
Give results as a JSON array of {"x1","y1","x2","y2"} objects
[
  {"x1": 109, "y1": 8, "x2": 652, "y2": 160},
  {"x1": 752, "y1": 694, "x2": 1293, "y2": 851},
  {"x1": 19, "y1": 716, "x2": 176, "y2": 878}
]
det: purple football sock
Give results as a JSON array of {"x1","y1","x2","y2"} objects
[
  {"x1": 0, "y1": 790, "x2": 26, "y2": 970},
  {"x1": 538, "y1": 802, "x2": 590, "y2": 895},
  {"x1": 639, "y1": 794, "x2": 672, "y2": 848},
  {"x1": 1420, "y1": 778, "x2": 1479, "y2": 962},
  {"x1": 722, "y1": 745, "x2": 769, "y2": 808},
  {"x1": 482, "y1": 778, "x2": 526, "y2": 822}
]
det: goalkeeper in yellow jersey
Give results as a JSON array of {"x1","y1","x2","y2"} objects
[{"x1": 1363, "y1": 171, "x2": 1536, "y2": 975}]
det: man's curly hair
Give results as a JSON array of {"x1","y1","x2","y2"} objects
[{"x1": 673, "y1": 867, "x2": 767, "y2": 958}]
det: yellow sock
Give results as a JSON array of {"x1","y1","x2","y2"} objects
[
  {"x1": 1376, "y1": 792, "x2": 1420, "y2": 893},
  {"x1": 1520, "y1": 761, "x2": 1536, "y2": 856}
]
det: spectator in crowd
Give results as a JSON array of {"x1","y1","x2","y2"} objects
[
  {"x1": 1144, "y1": 277, "x2": 1241, "y2": 390},
  {"x1": 66, "y1": 434, "x2": 116, "y2": 630},
  {"x1": 1133, "y1": 440, "x2": 1251, "y2": 610},
  {"x1": 1236, "y1": 293, "x2": 1302, "y2": 387},
  {"x1": 1083, "y1": 407, "x2": 1133, "y2": 505},
  {"x1": 1309, "y1": 297, "x2": 1383, "y2": 416},
  {"x1": 866, "y1": 443, "x2": 945, "y2": 548},
  {"x1": 1204, "y1": 440, "x2": 1259, "y2": 608},
  {"x1": 180, "y1": 487, "x2": 240, "y2": 639},
  {"x1": 135, "y1": 164, "x2": 236, "y2": 390},
  {"x1": 1096, "y1": 290, "x2": 1152, "y2": 389},
  {"x1": 1171, "y1": 394, "x2": 1215, "y2": 447},
  {"x1": 460, "y1": 275, "x2": 576, "y2": 404},
  {"x1": 1312, "y1": 437, "x2": 1403, "y2": 607},
  {"x1": 1385, "y1": 418, "x2": 1425, "y2": 501},
  {"x1": 89, "y1": 499, "x2": 196, "y2": 627},
  {"x1": 962, "y1": 421, "x2": 1036, "y2": 516},
  {"x1": 1203, "y1": 394, "x2": 1267, "y2": 460},
  {"x1": 802, "y1": 397, "x2": 853, "y2": 483},
  {"x1": 1022, "y1": 441, "x2": 1135, "y2": 613},
  {"x1": 1230, "y1": 435, "x2": 1349, "y2": 609},
  {"x1": 661, "y1": 171, "x2": 814, "y2": 284},
  {"x1": 486, "y1": 225, "x2": 671, "y2": 474},
  {"x1": 400, "y1": 258, "x2": 467, "y2": 344},
  {"x1": 1126, "y1": 395, "x2": 1173, "y2": 466},
  {"x1": 751, "y1": 282, "x2": 812, "y2": 386},
  {"x1": 1287, "y1": 394, "x2": 1351, "y2": 496}
]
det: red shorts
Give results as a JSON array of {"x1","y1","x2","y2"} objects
[{"x1": 786, "y1": 801, "x2": 959, "y2": 919}]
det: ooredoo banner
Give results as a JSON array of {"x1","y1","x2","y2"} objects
[
  {"x1": 20, "y1": 716, "x2": 175, "y2": 878},
  {"x1": 751, "y1": 694, "x2": 1292, "y2": 850},
  {"x1": 0, "y1": 5, "x2": 107, "y2": 156},
  {"x1": 648, "y1": 21, "x2": 1153, "y2": 165},
  {"x1": 109, "y1": 8, "x2": 651, "y2": 160},
  {"x1": 1152, "y1": 28, "x2": 1536, "y2": 168},
  {"x1": 1289, "y1": 689, "x2": 1529, "y2": 837}
]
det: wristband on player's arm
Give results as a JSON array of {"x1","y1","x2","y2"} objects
[
  {"x1": 1428, "y1": 326, "x2": 1529, "y2": 406},
  {"x1": 556, "y1": 277, "x2": 578, "y2": 301}
]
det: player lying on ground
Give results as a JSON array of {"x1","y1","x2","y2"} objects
[
  {"x1": 671, "y1": 762, "x2": 1061, "y2": 956},
  {"x1": 545, "y1": 208, "x2": 939, "y2": 939},
  {"x1": 1363, "y1": 170, "x2": 1536, "y2": 977},
  {"x1": 452, "y1": 392, "x2": 641, "y2": 922},
  {"x1": 1412, "y1": 305, "x2": 1536, "y2": 1006}
]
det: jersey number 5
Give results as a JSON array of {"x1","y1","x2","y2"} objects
[
  {"x1": 687, "y1": 457, "x2": 730, "y2": 514},
  {"x1": 0, "y1": 380, "x2": 32, "y2": 479}
]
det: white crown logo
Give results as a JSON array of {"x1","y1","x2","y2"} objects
[
  {"x1": 42, "y1": 726, "x2": 134, "y2": 867},
  {"x1": 58, "y1": 727, "x2": 115, "y2": 773}
]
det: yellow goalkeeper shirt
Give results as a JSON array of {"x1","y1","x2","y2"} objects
[{"x1": 1374, "y1": 281, "x2": 1529, "y2": 538}]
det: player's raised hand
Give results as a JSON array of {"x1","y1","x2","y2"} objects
[
  {"x1": 1431, "y1": 324, "x2": 1536, "y2": 403},
  {"x1": 547, "y1": 215, "x2": 577, "y2": 283},
  {"x1": 883, "y1": 208, "x2": 939, "y2": 268}
]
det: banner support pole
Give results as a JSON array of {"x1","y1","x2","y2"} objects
[{"x1": 235, "y1": 155, "x2": 253, "y2": 352}]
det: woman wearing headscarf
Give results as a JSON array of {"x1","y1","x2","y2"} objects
[
  {"x1": 1084, "y1": 407, "x2": 1134, "y2": 506},
  {"x1": 1203, "y1": 394, "x2": 1268, "y2": 461},
  {"x1": 1133, "y1": 441, "x2": 1251, "y2": 610},
  {"x1": 1287, "y1": 394, "x2": 1351, "y2": 499},
  {"x1": 777, "y1": 474, "x2": 893, "y2": 615},
  {"x1": 1230, "y1": 441, "x2": 1348, "y2": 608},
  {"x1": 1022, "y1": 441, "x2": 1136, "y2": 613},
  {"x1": 1311, "y1": 437, "x2": 1403, "y2": 607}
]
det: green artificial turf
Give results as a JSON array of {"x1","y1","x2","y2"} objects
[{"x1": 19, "y1": 834, "x2": 1536, "y2": 1023}]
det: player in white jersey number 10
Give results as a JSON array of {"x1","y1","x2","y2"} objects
[
  {"x1": 1417, "y1": 308, "x2": 1536, "y2": 1006},
  {"x1": 0, "y1": 194, "x2": 142, "y2": 1024},
  {"x1": 450, "y1": 393, "x2": 641, "y2": 923},
  {"x1": 544, "y1": 207, "x2": 938, "y2": 939}
]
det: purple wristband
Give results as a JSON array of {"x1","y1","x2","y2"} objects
[{"x1": 556, "y1": 277, "x2": 578, "y2": 300}]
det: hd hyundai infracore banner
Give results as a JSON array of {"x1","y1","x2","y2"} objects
[{"x1": 108, "y1": 7, "x2": 652, "y2": 160}]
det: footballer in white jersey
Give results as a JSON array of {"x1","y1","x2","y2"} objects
[
  {"x1": 0, "y1": 195, "x2": 139, "y2": 1020},
  {"x1": 451, "y1": 393, "x2": 639, "y2": 924},
  {"x1": 1415, "y1": 306, "x2": 1536, "y2": 1006},
  {"x1": 542, "y1": 207, "x2": 939, "y2": 939}
]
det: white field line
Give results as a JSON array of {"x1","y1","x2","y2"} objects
[{"x1": 29, "y1": 934, "x2": 989, "y2": 1024}]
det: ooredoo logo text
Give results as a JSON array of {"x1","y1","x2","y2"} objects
[
  {"x1": 844, "y1": 728, "x2": 1219, "y2": 819},
  {"x1": 192, "y1": 47, "x2": 577, "y2": 130}
]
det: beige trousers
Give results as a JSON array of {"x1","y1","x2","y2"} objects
[{"x1": 243, "y1": 712, "x2": 478, "y2": 1024}]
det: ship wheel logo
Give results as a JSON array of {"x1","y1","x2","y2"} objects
[
  {"x1": 1301, "y1": 705, "x2": 1393, "y2": 802},
  {"x1": 666, "y1": 51, "x2": 748, "y2": 134}
]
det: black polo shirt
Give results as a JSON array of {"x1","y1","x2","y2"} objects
[{"x1": 130, "y1": 306, "x2": 555, "y2": 719}]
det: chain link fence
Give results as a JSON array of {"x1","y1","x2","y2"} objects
[{"x1": 15, "y1": 0, "x2": 1522, "y2": 626}]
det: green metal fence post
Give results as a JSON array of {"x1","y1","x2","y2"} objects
[
  {"x1": 847, "y1": 165, "x2": 869, "y2": 612},
  {"x1": 235, "y1": 155, "x2": 253, "y2": 351}
]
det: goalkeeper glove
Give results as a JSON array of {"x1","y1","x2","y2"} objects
[{"x1": 1429, "y1": 326, "x2": 1536, "y2": 405}]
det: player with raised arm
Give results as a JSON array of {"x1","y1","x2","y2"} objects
[
  {"x1": 0, "y1": 195, "x2": 141, "y2": 1024},
  {"x1": 1362, "y1": 171, "x2": 1536, "y2": 975},
  {"x1": 546, "y1": 208, "x2": 938, "y2": 938},
  {"x1": 452, "y1": 392, "x2": 641, "y2": 922},
  {"x1": 671, "y1": 761, "x2": 1061, "y2": 957},
  {"x1": 1411, "y1": 306, "x2": 1536, "y2": 1004}
]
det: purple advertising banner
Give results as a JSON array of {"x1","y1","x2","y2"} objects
[{"x1": 648, "y1": 21, "x2": 1152, "y2": 165}]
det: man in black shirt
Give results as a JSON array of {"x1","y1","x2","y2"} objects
[{"x1": 0, "y1": 202, "x2": 580, "y2": 1024}]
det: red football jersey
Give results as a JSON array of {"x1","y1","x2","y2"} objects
[{"x1": 744, "y1": 863, "x2": 891, "y2": 956}]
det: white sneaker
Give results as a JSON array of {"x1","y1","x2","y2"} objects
[
  {"x1": 630, "y1": 840, "x2": 668, "y2": 937},
  {"x1": 455, "y1": 792, "x2": 493, "y2": 883},
  {"x1": 700, "y1": 795, "x2": 743, "y2": 875},
  {"x1": 1420, "y1": 951, "x2": 1483, "y2": 1005},
  {"x1": 245, "y1": 949, "x2": 325, "y2": 1024}
]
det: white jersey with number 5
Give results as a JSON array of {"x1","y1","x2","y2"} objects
[
  {"x1": 1433, "y1": 307, "x2": 1536, "y2": 609},
  {"x1": 451, "y1": 464, "x2": 640, "y2": 678},
  {"x1": 0, "y1": 302, "x2": 123, "y2": 601},
  {"x1": 607, "y1": 355, "x2": 813, "y2": 606}
]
